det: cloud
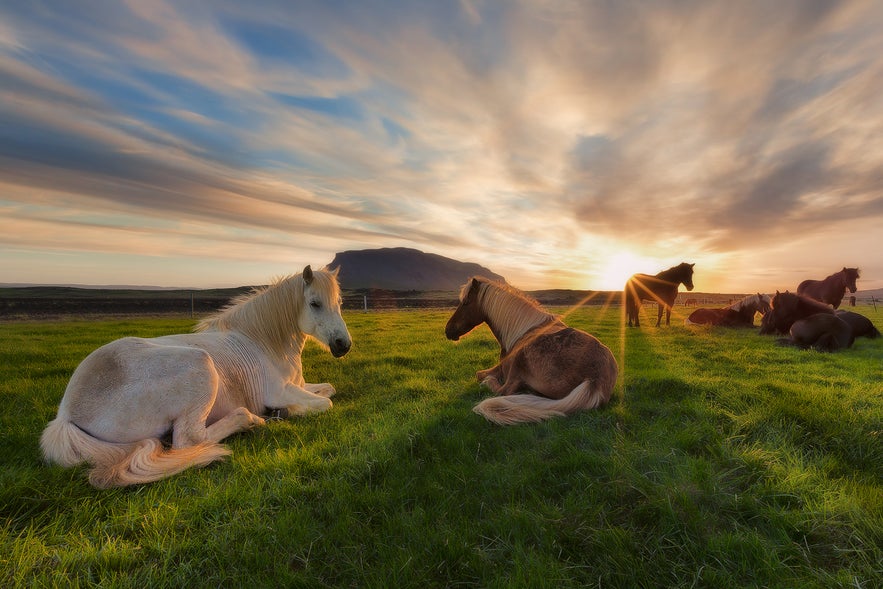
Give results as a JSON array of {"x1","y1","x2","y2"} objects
[{"x1": 0, "y1": 0, "x2": 882, "y2": 290}]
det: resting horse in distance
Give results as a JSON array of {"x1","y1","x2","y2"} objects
[
  {"x1": 797, "y1": 267, "x2": 859, "y2": 309},
  {"x1": 685, "y1": 293, "x2": 771, "y2": 327},
  {"x1": 41, "y1": 266, "x2": 351, "y2": 488},
  {"x1": 445, "y1": 277, "x2": 618, "y2": 425},
  {"x1": 625, "y1": 262, "x2": 695, "y2": 327}
]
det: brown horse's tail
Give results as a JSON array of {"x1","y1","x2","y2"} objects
[
  {"x1": 473, "y1": 380, "x2": 610, "y2": 425},
  {"x1": 40, "y1": 418, "x2": 230, "y2": 489}
]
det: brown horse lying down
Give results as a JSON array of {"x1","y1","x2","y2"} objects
[
  {"x1": 445, "y1": 277, "x2": 618, "y2": 425},
  {"x1": 686, "y1": 294, "x2": 770, "y2": 327},
  {"x1": 836, "y1": 310, "x2": 881, "y2": 339},
  {"x1": 759, "y1": 291, "x2": 834, "y2": 335},
  {"x1": 785, "y1": 313, "x2": 855, "y2": 352}
]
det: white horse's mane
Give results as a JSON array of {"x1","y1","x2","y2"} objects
[
  {"x1": 728, "y1": 293, "x2": 770, "y2": 312},
  {"x1": 196, "y1": 269, "x2": 340, "y2": 358},
  {"x1": 470, "y1": 278, "x2": 553, "y2": 352}
]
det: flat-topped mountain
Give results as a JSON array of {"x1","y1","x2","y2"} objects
[{"x1": 327, "y1": 247, "x2": 505, "y2": 291}]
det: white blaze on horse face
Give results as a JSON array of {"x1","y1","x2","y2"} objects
[{"x1": 300, "y1": 284, "x2": 352, "y2": 358}]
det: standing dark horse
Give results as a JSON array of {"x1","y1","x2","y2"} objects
[
  {"x1": 759, "y1": 291, "x2": 834, "y2": 335},
  {"x1": 685, "y1": 293, "x2": 771, "y2": 327},
  {"x1": 444, "y1": 277, "x2": 618, "y2": 425},
  {"x1": 797, "y1": 267, "x2": 859, "y2": 309},
  {"x1": 625, "y1": 263, "x2": 695, "y2": 327}
]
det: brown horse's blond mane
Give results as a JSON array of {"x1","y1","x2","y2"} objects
[{"x1": 471, "y1": 277, "x2": 554, "y2": 352}]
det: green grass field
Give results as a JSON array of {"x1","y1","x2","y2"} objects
[{"x1": 1, "y1": 304, "x2": 881, "y2": 588}]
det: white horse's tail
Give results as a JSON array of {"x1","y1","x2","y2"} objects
[
  {"x1": 473, "y1": 380, "x2": 608, "y2": 426},
  {"x1": 40, "y1": 418, "x2": 230, "y2": 489}
]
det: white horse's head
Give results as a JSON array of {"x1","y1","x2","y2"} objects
[{"x1": 299, "y1": 265, "x2": 352, "y2": 357}]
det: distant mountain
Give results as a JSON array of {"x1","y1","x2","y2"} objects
[{"x1": 327, "y1": 247, "x2": 505, "y2": 291}]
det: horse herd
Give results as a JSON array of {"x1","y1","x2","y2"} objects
[
  {"x1": 40, "y1": 264, "x2": 879, "y2": 488},
  {"x1": 625, "y1": 263, "x2": 878, "y2": 352}
]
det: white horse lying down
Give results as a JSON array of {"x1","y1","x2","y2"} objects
[{"x1": 41, "y1": 266, "x2": 351, "y2": 488}]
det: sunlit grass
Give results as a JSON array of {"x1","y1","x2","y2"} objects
[{"x1": 1, "y1": 307, "x2": 881, "y2": 587}]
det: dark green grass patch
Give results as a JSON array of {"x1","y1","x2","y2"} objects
[{"x1": 1, "y1": 307, "x2": 881, "y2": 588}]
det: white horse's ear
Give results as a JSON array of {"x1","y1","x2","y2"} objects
[{"x1": 303, "y1": 265, "x2": 313, "y2": 285}]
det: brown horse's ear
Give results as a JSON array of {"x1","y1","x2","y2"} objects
[
  {"x1": 690, "y1": 263, "x2": 695, "y2": 268},
  {"x1": 303, "y1": 265, "x2": 314, "y2": 285}
]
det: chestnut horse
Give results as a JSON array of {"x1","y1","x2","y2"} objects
[
  {"x1": 685, "y1": 293, "x2": 771, "y2": 327},
  {"x1": 786, "y1": 313, "x2": 854, "y2": 352},
  {"x1": 445, "y1": 277, "x2": 618, "y2": 425},
  {"x1": 797, "y1": 267, "x2": 859, "y2": 309},
  {"x1": 759, "y1": 291, "x2": 834, "y2": 335},
  {"x1": 625, "y1": 262, "x2": 695, "y2": 327}
]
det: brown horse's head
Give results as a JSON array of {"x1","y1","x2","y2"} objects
[
  {"x1": 445, "y1": 278, "x2": 487, "y2": 341},
  {"x1": 843, "y1": 267, "x2": 860, "y2": 293},
  {"x1": 760, "y1": 290, "x2": 798, "y2": 335},
  {"x1": 678, "y1": 262, "x2": 695, "y2": 291}
]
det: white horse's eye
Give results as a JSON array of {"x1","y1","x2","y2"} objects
[{"x1": 310, "y1": 300, "x2": 322, "y2": 309}]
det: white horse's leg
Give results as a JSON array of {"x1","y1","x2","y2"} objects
[
  {"x1": 264, "y1": 383, "x2": 334, "y2": 416},
  {"x1": 169, "y1": 353, "x2": 264, "y2": 448},
  {"x1": 304, "y1": 383, "x2": 336, "y2": 398},
  {"x1": 201, "y1": 408, "x2": 265, "y2": 444}
]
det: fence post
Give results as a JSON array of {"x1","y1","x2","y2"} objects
[{"x1": 363, "y1": 295, "x2": 368, "y2": 311}]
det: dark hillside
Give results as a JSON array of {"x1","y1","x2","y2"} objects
[{"x1": 327, "y1": 247, "x2": 505, "y2": 290}]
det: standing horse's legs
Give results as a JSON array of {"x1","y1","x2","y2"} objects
[
  {"x1": 656, "y1": 304, "x2": 664, "y2": 327},
  {"x1": 665, "y1": 305, "x2": 672, "y2": 326}
]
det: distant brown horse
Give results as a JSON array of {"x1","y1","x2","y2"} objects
[
  {"x1": 444, "y1": 277, "x2": 618, "y2": 425},
  {"x1": 625, "y1": 263, "x2": 695, "y2": 327},
  {"x1": 835, "y1": 310, "x2": 881, "y2": 339},
  {"x1": 759, "y1": 291, "x2": 834, "y2": 335},
  {"x1": 685, "y1": 293, "x2": 771, "y2": 327},
  {"x1": 797, "y1": 267, "x2": 859, "y2": 309},
  {"x1": 787, "y1": 313, "x2": 854, "y2": 352}
]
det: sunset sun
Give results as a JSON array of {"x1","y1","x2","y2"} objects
[{"x1": 595, "y1": 251, "x2": 659, "y2": 291}]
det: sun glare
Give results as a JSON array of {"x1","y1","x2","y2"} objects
[{"x1": 595, "y1": 251, "x2": 659, "y2": 291}]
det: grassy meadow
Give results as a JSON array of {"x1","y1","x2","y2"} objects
[{"x1": 1, "y1": 303, "x2": 881, "y2": 588}]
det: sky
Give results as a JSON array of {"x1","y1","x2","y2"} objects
[{"x1": 1, "y1": 0, "x2": 882, "y2": 293}]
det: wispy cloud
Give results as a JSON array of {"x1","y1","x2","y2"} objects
[{"x1": 1, "y1": 0, "x2": 882, "y2": 290}]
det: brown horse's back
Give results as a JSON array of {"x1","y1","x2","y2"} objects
[
  {"x1": 686, "y1": 307, "x2": 754, "y2": 327},
  {"x1": 508, "y1": 323, "x2": 617, "y2": 401},
  {"x1": 836, "y1": 310, "x2": 881, "y2": 339}
]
